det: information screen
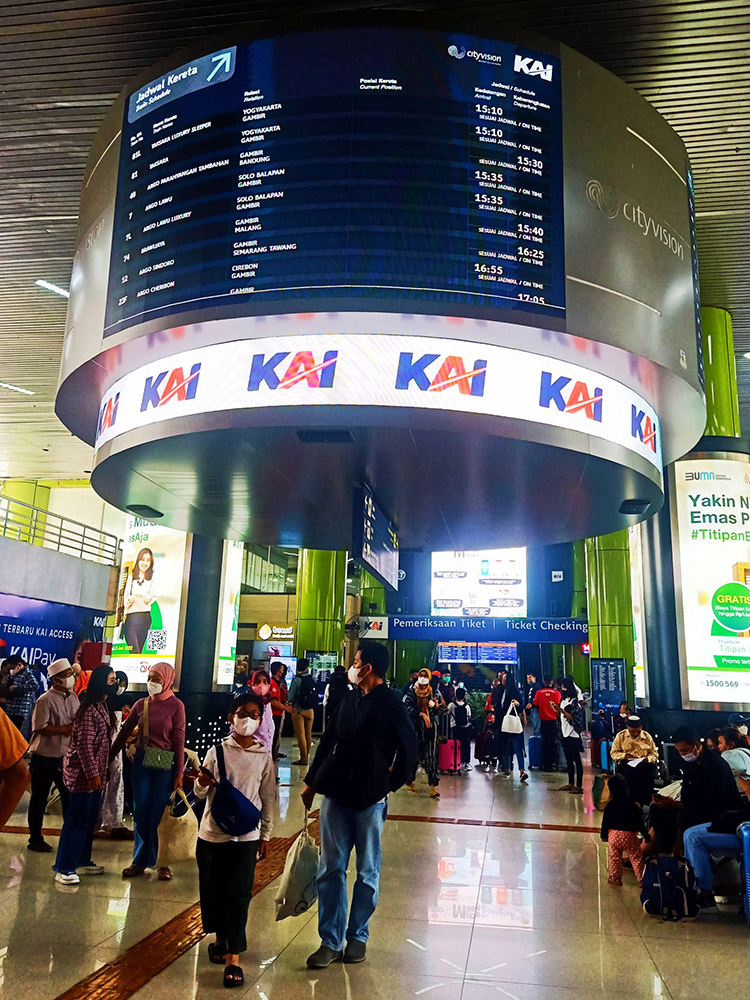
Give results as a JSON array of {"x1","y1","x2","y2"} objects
[
  {"x1": 105, "y1": 28, "x2": 564, "y2": 336},
  {"x1": 353, "y1": 484, "x2": 399, "y2": 591},
  {"x1": 431, "y1": 548, "x2": 527, "y2": 618}
]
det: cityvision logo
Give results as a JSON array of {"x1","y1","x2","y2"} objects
[
  {"x1": 539, "y1": 371, "x2": 602, "y2": 422},
  {"x1": 585, "y1": 179, "x2": 685, "y2": 259},
  {"x1": 631, "y1": 406, "x2": 657, "y2": 454},
  {"x1": 247, "y1": 350, "x2": 338, "y2": 391},
  {"x1": 395, "y1": 353, "x2": 487, "y2": 396},
  {"x1": 513, "y1": 54, "x2": 553, "y2": 82},
  {"x1": 447, "y1": 44, "x2": 502, "y2": 65},
  {"x1": 140, "y1": 363, "x2": 200, "y2": 412},
  {"x1": 97, "y1": 392, "x2": 119, "y2": 437}
]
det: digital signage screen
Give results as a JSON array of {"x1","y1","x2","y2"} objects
[
  {"x1": 104, "y1": 28, "x2": 564, "y2": 337},
  {"x1": 431, "y1": 548, "x2": 527, "y2": 618},
  {"x1": 672, "y1": 457, "x2": 750, "y2": 707},
  {"x1": 353, "y1": 484, "x2": 399, "y2": 591}
]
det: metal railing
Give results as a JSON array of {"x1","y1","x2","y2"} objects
[{"x1": 0, "y1": 496, "x2": 121, "y2": 567}]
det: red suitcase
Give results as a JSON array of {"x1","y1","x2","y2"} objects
[{"x1": 439, "y1": 740, "x2": 461, "y2": 773}]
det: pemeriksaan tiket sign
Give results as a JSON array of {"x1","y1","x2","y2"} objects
[{"x1": 388, "y1": 615, "x2": 588, "y2": 643}]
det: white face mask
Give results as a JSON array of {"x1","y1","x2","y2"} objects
[
  {"x1": 348, "y1": 665, "x2": 362, "y2": 686},
  {"x1": 416, "y1": 676, "x2": 430, "y2": 686},
  {"x1": 9, "y1": 667, "x2": 20, "y2": 676},
  {"x1": 147, "y1": 681, "x2": 163, "y2": 697},
  {"x1": 61, "y1": 675, "x2": 76, "y2": 690},
  {"x1": 680, "y1": 751, "x2": 698, "y2": 763},
  {"x1": 117, "y1": 684, "x2": 126, "y2": 696},
  {"x1": 234, "y1": 716, "x2": 260, "y2": 736}
]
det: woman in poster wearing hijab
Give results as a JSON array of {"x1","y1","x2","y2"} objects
[
  {"x1": 111, "y1": 662, "x2": 185, "y2": 881},
  {"x1": 121, "y1": 548, "x2": 155, "y2": 654}
]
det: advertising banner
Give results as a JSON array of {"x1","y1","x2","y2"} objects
[
  {"x1": 673, "y1": 456, "x2": 750, "y2": 706},
  {"x1": 112, "y1": 515, "x2": 188, "y2": 687},
  {"x1": 0, "y1": 594, "x2": 105, "y2": 671},
  {"x1": 431, "y1": 548, "x2": 527, "y2": 618},
  {"x1": 215, "y1": 540, "x2": 244, "y2": 687},
  {"x1": 629, "y1": 525, "x2": 648, "y2": 703}
]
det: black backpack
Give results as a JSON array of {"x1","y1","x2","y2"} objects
[
  {"x1": 453, "y1": 703, "x2": 469, "y2": 728},
  {"x1": 299, "y1": 674, "x2": 318, "y2": 711}
]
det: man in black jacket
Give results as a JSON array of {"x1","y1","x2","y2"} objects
[
  {"x1": 322, "y1": 665, "x2": 349, "y2": 730},
  {"x1": 301, "y1": 640, "x2": 417, "y2": 969}
]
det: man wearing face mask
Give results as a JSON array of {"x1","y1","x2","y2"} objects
[
  {"x1": 301, "y1": 641, "x2": 417, "y2": 969},
  {"x1": 3, "y1": 656, "x2": 39, "y2": 738},
  {"x1": 26, "y1": 657, "x2": 80, "y2": 853}
]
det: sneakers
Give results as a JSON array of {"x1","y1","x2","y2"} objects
[
  {"x1": 78, "y1": 863, "x2": 104, "y2": 875},
  {"x1": 27, "y1": 838, "x2": 52, "y2": 853},
  {"x1": 462, "y1": 763, "x2": 473, "y2": 772},
  {"x1": 520, "y1": 771, "x2": 529, "y2": 782},
  {"x1": 344, "y1": 940, "x2": 367, "y2": 963},
  {"x1": 697, "y1": 890, "x2": 719, "y2": 911},
  {"x1": 306, "y1": 945, "x2": 343, "y2": 968},
  {"x1": 55, "y1": 872, "x2": 80, "y2": 886}
]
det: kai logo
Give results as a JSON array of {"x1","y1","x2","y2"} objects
[
  {"x1": 631, "y1": 406, "x2": 657, "y2": 453},
  {"x1": 97, "y1": 392, "x2": 119, "y2": 437},
  {"x1": 514, "y1": 54, "x2": 554, "y2": 81},
  {"x1": 140, "y1": 363, "x2": 200, "y2": 412},
  {"x1": 395, "y1": 354, "x2": 487, "y2": 396},
  {"x1": 247, "y1": 350, "x2": 338, "y2": 391},
  {"x1": 539, "y1": 372, "x2": 603, "y2": 422}
]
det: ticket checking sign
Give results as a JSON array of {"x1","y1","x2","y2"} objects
[
  {"x1": 256, "y1": 623, "x2": 295, "y2": 641},
  {"x1": 94, "y1": 334, "x2": 662, "y2": 471}
]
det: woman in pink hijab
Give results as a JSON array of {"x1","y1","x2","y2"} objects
[{"x1": 111, "y1": 662, "x2": 185, "y2": 881}]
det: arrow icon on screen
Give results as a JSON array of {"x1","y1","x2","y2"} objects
[{"x1": 207, "y1": 51, "x2": 232, "y2": 82}]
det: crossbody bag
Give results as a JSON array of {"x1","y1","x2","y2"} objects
[{"x1": 141, "y1": 697, "x2": 175, "y2": 771}]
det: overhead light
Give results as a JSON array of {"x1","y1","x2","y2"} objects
[
  {"x1": 35, "y1": 279, "x2": 69, "y2": 298},
  {"x1": 744, "y1": 353, "x2": 750, "y2": 360},
  {"x1": 0, "y1": 381, "x2": 34, "y2": 396}
]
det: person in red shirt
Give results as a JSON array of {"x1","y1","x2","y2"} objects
[
  {"x1": 534, "y1": 678, "x2": 562, "y2": 772},
  {"x1": 269, "y1": 662, "x2": 291, "y2": 761}
]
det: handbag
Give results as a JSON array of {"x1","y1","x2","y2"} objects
[
  {"x1": 156, "y1": 788, "x2": 199, "y2": 865},
  {"x1": 141, "y1": 697, "x2": 175, "y2": 771},
  {"x1": 275, "y1": 810, "x2": 319, "y2": 920},
  {"x1": 210, "y1": 743, "x2": 262, "y2": 837},
  {"x1": 501, "y1": 703, "x2": 523, "y2": 735}
]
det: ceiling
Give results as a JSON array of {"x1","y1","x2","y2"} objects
[{"x1": 0, "y1": 0, "x2": 748, "y2": 482}]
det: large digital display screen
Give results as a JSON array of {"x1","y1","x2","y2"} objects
[
  {"x1": 104, "y1": 28, "x2": 564, "y2": 336},
  {"x1": 431, "y1": 548, "x2": 527, "y2": 618},
  {"x1": 673, "y1": 457, "x2": 750, "y2": 706},
  {"x1": 352, "y1": 484, "x2": 399, "y2": 591}
]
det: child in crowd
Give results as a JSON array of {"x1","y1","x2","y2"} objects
[
  {"x1": 194, "y1": 692, "x2": 275, "y2": 989},
  {"x1": 448, "y1": 689, "x2": 473, "y2": 771},
  {"x1": 600, "y1": 773, "x2": 647, "y2": 886},
  {"x1": 476, "y1": 712, "x2": 500, "y2": 772}
]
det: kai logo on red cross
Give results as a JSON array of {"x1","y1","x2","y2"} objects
[
  {"x1": 395, "y1": 354, "x2": 487, "y2": 396},
  {"x1": 140, "y1": 363, "x2": 201, "y2": 412},
  {"x1": 247, "y1": 350, "x2": 338, "y2": 391},
  {"x1": 97, "y1": 392, "x2": 119, "y2": 437},
  {"x1": 539, "y1": 371, "x2": 603, "y2": 422},
  {"x1": 631, "y1": 406, "x2": 657, "y2": 453}
]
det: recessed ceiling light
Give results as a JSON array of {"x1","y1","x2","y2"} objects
[
  {"x1": 0, "y1": 381, "x2": 34, "y2": 396},
  {"x1": 744, "y1": 353, "x2": 750, "y2": 360},
  {"x1": 35, "y1": 279, "x2": 69, "y2": 298}
]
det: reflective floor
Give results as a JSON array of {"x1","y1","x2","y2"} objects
[{"x1": 0, "y1": 740, "x2": 746, "y2": 1000}]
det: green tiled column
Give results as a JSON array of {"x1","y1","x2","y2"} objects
[
  {"x1": 586, "y1": 530, "x2": 635, "y2": 704},
  {"x1": 295, "y1": 549, "x2": 347, "y2": 660},
  {"x1": 702, "y1": 307, "x2": 740, "y2": 437},
  {"x1": 563, "y1": 540, "x2": 590, "y2": 689}
]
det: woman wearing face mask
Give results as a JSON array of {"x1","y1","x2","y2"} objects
[
  {"x1": 111, "y1": 662, "x2": 185, "y2": 881},
  {"x1": 194, "y1": 692, "x2": 275, "y2": 989},
  {"x1": 403, "y1": 668, "x2": 446, "y2": 798},
  {"x1": 248, "y1": 670, "x2": 274, "y2": 752},
  {"x1": 53, "y1": 664, "x2": 116, "y2": 885},
  {"x1": 98, "y1": 671, "x2": 133, "y2": 840}
]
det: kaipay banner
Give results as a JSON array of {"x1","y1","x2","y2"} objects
[{"x1": 0, "y1": 593, "x2": 106, "y2": 671}]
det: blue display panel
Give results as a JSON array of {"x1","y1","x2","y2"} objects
[
  {"x1": 438, "y1": 641, "x2": 478, "y2": 663},
  {"x1": 105, "y1": 28, "x2": 564, "y2": 336}
]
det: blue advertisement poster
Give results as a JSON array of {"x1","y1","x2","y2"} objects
[{"x1": 0, "y1": 593, "x2": 106, "y2": 671}]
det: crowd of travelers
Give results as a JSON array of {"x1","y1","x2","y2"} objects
[{"x1": 1, "y1": 646, "x2": 749, "y2": 985}]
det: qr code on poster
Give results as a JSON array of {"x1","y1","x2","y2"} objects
[{"x1": 145, "y1": 630, "x2": 168, "y2": 652}]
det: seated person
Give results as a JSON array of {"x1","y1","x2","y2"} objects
[
  {"x1": 611, "y1": 715, "x2": 657, "y2": 806},
  {"x1": 612, "y1": 702, "x2": 633, "y2": 735},
  {"x1": 717, "y1": 727, "x2": 750, "y2": 791}
]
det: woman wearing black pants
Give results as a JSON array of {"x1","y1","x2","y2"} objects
[{"x1": 556, "y1": 677, "x2": 584, "y2": 794}]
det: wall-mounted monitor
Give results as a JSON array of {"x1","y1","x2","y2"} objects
[{"x1": 431, "y1": 548, "x2": 527, "y2": 618}]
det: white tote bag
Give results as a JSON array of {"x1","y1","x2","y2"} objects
[
  {"x1": 501, "y1": 703, "x2": 524, "y2": 735},
  {"x1": 275, "y1": 811, "x2": 320, "y2": 921}
]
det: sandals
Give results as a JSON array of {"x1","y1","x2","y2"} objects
[
  {"x1": 208, "y1": 942, "x2": 227, "y2": 965},
  {"x1": 224, "y1": 965, "x2": 244, "y2": 989},
  {"x1": 157, "y1": 866, "x2": 173, "y2": 881}
]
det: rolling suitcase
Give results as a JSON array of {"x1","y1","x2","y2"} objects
[
  {"x1": 438, "y1": 740, "x2": 461, "y2": 773},
  {"x1": 740, "y1": 822, "x2": 750, "y2": 924},
  {"x1": 528, "y1": 735, "x2": 542, "y2": 769},
  {"x1": 600, "y1": 740, "x2": 613, "y2": 773}
]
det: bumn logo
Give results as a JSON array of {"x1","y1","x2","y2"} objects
[
  {"x1": 539, "y1": 372, "x2": 602, "y2": 422},
  {"x1": 685, "y1": 471, "x2": 715, "y2": 482},
  {"x1": 247, "y1": 350, "x2": 338, "y2": 391},
  {"x1": 140, "y1": 363, "x2": 200, "y2": 412},
  {"x1": 514, "y1": 54, "x2": 553, "y2": 81},
  {"x1": 97, "y1": 392, "x2": 120, "y2": 437},
  {"x1": 395, "y1": 353, "x2": 487, "y2": 397},
  {"x1": 631, "y1": 406, "x2": 657, "y2": 453}
]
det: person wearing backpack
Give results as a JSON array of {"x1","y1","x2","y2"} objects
[
  {"x1": 194, "y1": 691, "x2": 275, "y2": 989},
  {"x1": 554, "y1": 676, "x2": 585, "y2": 793},
  {"x1": 288, "y1": 658, "x2": 317, "y2": 766},
  {"x1": 448, "y1": 689, "x2": 473, "y2": 771}
]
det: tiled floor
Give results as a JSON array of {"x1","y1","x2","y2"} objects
[{"x1": 0, "y1": 741, "x2": 746, "y2": 1000}]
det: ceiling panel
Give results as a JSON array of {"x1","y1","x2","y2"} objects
[{"x1": 0, "y1": 0, "x2": 748, "y2": 480}]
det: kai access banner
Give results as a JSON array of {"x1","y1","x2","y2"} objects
[
  {"x1": 672, "y1": 456, "x2": 750, "y2": 706},
  {"x1": 0, "y1": 594, "x2": 105, "y2": 671},
  {"x1": 93, "y1": 333, "x2": 662, "y2": 471}
]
